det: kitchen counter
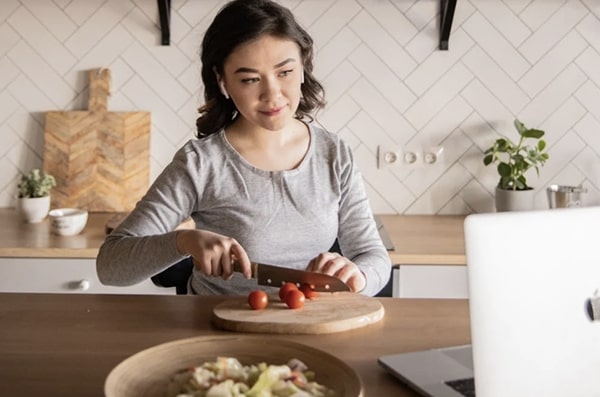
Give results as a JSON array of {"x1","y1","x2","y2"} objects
[
  {"x1": 0, "y1": 208, "x2": 467, "y2": 264},
  {"x1": 378, "y1": 214, "x2": 466, "y2": 265},
  {"x1": 0, "y1": 208, "x2": 115, "y2": 258},
  {"x1": 0, "y1": 293, "x2": 471, "y2": 396}
]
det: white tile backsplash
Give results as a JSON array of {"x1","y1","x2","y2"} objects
[
  {"x1": 574, "y1": 113, "x2": 600, "y2": 152},
  {"x1": 1, "y1": 0, "x2": 600, "y2": 211},
  {"x1": 520, "y1": 63, "x2": 587, "y2": 126},
  {"x1": 0, "y1": 91, "x2": 19, "y2": 125},
  {"x1": 462, "y1": 45, "x2": 529, "y2": 114},
  {"x1": 519, "y1": 0, "x2": 588, "y2": 64},
  {"x1": 64, "y1": 0, "x2": 105, "y2": 26},
  {"x1": 404, "y1": 62, "x2": 473, "y2": 130},
  {"x1": 405, "y1": 28, "x2": 473, "y2": 97},
  {"x1": 577, "y1": 13, "x2": 600, "y2": 53},
  {"x1": 314, "y1": 26, "x2": 361, "y2": 78},
  {"x1": 348, "y1": 10, "x2": 417, "y2": 78},
  {"x1": 540, "y1": 97, "x2": 587, "y2": 147},
  {"x1": 519, "y1": 30, "x2": 587, "y2": 98},
  {"x1": 64, "y1": 0, "x2": 134, "y2": 58},
  {"x1": 21, "y1": 1, "x2": 77, "y2": 42},
  {"x1": 8, "y1": 7, "x2": 77, "y2": 75},
  {"x1": 463, "y1": 12, "x2": 530, "y2": 80},
  {"x1": 348, "y1": 44, "x2": 415, "y2": 113},
  {"x1": 356, "y1": 0, "x2": 417, "y2": 46},
  {"x1": 8, "y1": 42, "x2": 76, "y2": 108},
  {"x1": 473, "y1": 0, "x2": 531, "y2": 46},
  {"x1": 0, "y1": 0, "x2": 19, "y2": 23}
]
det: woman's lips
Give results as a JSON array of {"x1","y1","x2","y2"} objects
[{"x1": 260, "y1": 106, "x2": 285, "y2": 116}]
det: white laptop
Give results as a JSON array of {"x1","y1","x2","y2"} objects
[{"x1": 378, "y1": 206, "x2": 600, "y2": 397}]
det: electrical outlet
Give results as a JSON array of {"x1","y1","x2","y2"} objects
[
  {"x1": 403, "y1": 150, "x2": 420, "y2": 165},
  {"x1": 424, "y1": 146, "x2": 444, "y2": 165},
  {"x1": 377, "y1": 146, "x2": 402, "y2": 169}
]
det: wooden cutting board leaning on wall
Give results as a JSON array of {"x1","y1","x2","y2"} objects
[{"x1": 44, "y1": 68, "x2": 151, "y2": 212}]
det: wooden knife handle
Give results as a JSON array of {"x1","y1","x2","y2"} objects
[{"x1": 232, "y1": 259, "x2": 257, "y2": 278}]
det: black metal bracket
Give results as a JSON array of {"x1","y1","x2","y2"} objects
[
  {"x1": 158, "y1": 0, "x2": 171, "y2": 46},
  {"x1": 439, "y1": 0, "x2": 457, "y2": 50}
]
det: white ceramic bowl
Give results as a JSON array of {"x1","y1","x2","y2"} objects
[{"x1": 49, "y1": 208, "x2": 88, "y2": 236}]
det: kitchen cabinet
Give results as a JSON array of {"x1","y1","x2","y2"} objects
[
  {"x1": 377, "y1": 215, "x2": 468, "y2": 299},
  {"x1": 0, "y1": 209, "x2": 173, "y2": 295},
  {"x1": 0, "y1": 258, "x2": 172, "y2": 294}
]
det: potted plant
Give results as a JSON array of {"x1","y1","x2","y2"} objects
[
  {"x1": 483, "y1": 119, "x2": 549, "y2": 211},
  {"x1": 17, "y1": 169, "x2": 56, "y2": 223}
]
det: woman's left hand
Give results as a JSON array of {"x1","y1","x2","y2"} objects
[{"x1": 305, "y1": 252, "x2": 366, "y2": 293}]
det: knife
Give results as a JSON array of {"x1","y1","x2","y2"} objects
[{"x1": 232, "y1": 259, "x2": 350, "y2": 292}]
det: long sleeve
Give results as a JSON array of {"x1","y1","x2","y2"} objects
[
  {"x1": 334, "y1": 139, "x2": 391, "y2": 296},
  {"x1": 96, "y1": 146, "x2": 198, "y2": 286},
  {"x1": 96, "y1": 125, "x2": 391, "y2": 296}
]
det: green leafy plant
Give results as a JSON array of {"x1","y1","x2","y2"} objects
[
  {"x1": 483, "y1": 119, "x2": 549, "y2": 191},
  {"x1": 17, "y1": 169, "x2": 56, "y2": 198}
]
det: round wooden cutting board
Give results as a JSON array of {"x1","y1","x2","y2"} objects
[{"x1": 212, "y1": 292, "x2": 385, "y2": 334}]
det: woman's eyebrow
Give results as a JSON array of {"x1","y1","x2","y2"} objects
[{"x1": 233, "y1": 58, "x2": 297, "y2": 74}]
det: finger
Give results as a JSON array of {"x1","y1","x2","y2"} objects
[
  {"x1": 346, "y1": 271, "x2": 366, "y2": 293},
  {"x1": 230, "y1": 242, "x2": 252, "y2": 278},
  {"x1": 211, "y1": 256, "x2": 222, "y2": 277},
  {"x1": 192, "y1": 257, "x2": 210, "y2": 276},
  {"x1": 220, "y1": 249, "x2": 237, "y2": 280},
  {"x1": 309, "y1": 252, "x2": 339, "y2": 273},
  {"x1": 335, "y1": 264, "x2": 355, "y2": 283},
  {"x1": 305, "y1": 257, "x2": 317, "y2": 272},
  {"x1": 320, "y1": 256, "x2": 346, "y2": 276},
  {"x1": 221, "y1": 254, "x2": 233, "y2": 280}
]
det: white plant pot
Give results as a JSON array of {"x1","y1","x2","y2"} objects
[
  {"x1": 18, "y1": 196, "x2": 51, "y2": 223},
  {"x1": 495, "y1": 187, "x2": 535, "y2": 212}
]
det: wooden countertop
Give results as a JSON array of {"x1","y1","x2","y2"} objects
[
  {"x1": 0, "y1": 208, "x2": 467, "y2": 265},
  {"x1": 379, "y1": 215, "x2": 466, "y2": 265},
  {"x1": 0, "y1": 293, "x2": 471, "y2": 396},
  {"x1": 0, "y1": 208, "x2": 116, "y2": 258}
]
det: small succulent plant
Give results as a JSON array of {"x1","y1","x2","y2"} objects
[{"x1": 18, "y1": 169, "x2": 56, "y2": 198}]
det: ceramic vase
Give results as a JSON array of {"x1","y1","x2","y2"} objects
[
  {"x1": 495, "y1": 187, "x2": 535, "y2": 212},
  {"x1": 18, "y1": 196, "x2": 51, "y2": 223}
]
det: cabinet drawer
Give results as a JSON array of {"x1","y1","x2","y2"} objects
[{"x1": 0, "y1": 258, "x2": 175, "y2": 295}]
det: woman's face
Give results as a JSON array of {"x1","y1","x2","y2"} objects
[{"x1": 219, "y1": 35, "x2": 303, "y2": 132}]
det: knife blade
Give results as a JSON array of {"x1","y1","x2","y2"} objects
[{"x1": 232, "y1": 259, "x2": 350, "y2": 292}]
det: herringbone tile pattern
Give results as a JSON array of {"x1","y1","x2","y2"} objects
[{"x1": 1, "y1": 0, "x2": 600, "y2": 214}]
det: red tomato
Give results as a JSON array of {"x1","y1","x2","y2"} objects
[
  {"x1": 299, "y1": 283, "x2": 318, "y2": 300},
  {"x1": 279, "y1": 282, "x2": 298, "y2": 302},
  {"x1": 247, "y1": 290, "x2": 268, "y2": 310},
  {"x1": 284, "y1": 289, "x2": 305, "y2": 309}
]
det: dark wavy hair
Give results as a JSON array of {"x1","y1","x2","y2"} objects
[{"x1": 196, "y1": 0, "x2": 326, "y2": 138}]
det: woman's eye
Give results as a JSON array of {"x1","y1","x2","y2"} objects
[
  {"x1": 279, "y1": 69, "x2": 294, "y2": 77},
  {"x1": 241, "y1": 77, "x2": 259, "y2": 84}
]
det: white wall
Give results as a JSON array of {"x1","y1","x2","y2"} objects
[{"x1": 1, "y1": 0, "x2": 600, "y2": 214}]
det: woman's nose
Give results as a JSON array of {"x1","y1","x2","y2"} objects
[{"x1": 260, "y1": 78, "x2": 281, "y2": 101}]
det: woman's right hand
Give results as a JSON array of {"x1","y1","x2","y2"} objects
[{"x1": 176, "y1": 229, "x2": 252, "y2": 280}]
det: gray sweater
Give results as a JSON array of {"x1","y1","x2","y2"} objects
[{"x1": 96, "y1": 123, "x2": 391, "y2": 296}]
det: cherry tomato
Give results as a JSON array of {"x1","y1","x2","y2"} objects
[
  {"x1": 247, "y1": 290, "x2": 268, "y2": 310},
  {"x1": 279, "y1": 282, "x2": 298, "y2": 302},
  {"x1": 284, "y1": 289, "x2": 305, "y2": 309},
  {"x1": 299, "y1": 283, "x2": 318, "y2": 300}
]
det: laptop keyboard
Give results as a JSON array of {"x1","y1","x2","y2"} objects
[{"x1": 445, "y1": 377, "x2": 475, "y2": 397}]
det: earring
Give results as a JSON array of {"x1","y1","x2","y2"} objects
[
  {"x1": 301, "y1": 70, "x2": 305, "y2": 84},
  {"x1": 219, "y1": 82, "x2": 229, "y2": 99}
]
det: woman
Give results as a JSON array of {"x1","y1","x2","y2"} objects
[{"x1": 96, "y1": 0, "x2": 391, "y2": 296}]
